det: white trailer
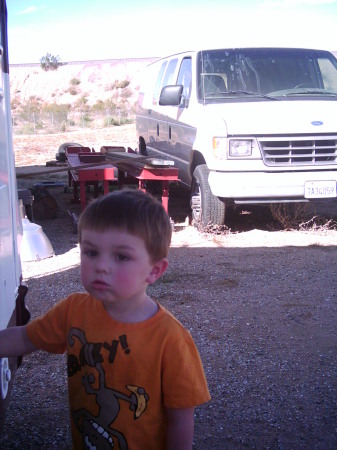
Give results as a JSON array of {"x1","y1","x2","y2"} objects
[{"x1": 0, "y1": 0, "x2": 30, "y2": 427}]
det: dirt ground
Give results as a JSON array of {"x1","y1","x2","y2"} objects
[{"x1": 1, "y1": 125, "x2": 337, "y2": 449}]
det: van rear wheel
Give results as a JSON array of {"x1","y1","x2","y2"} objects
[{"x1": 191, "y1": 164, "x2": 226, "y2": 226}]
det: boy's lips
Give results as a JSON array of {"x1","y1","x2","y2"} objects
[{"x1": 91, "y1": 279, "x2": 110, "y2": 289}]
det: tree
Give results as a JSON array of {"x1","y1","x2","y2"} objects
[{"x1": 40, "y1": 53, "x2": 63, "y2": 71}]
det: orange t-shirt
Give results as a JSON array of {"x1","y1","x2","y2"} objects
[{"x1": 26, "y1": 293, "x2": 210, "y2": 449}]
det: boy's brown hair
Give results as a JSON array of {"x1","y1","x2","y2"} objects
[{"x1": 78, "y1": 189, "x2": 172, "y2": 262}]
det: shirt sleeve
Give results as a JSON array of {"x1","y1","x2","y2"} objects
[
  {"x1": 26, "y1": 296, "x2": 71, "y2": 354},
  {"x1": 161, "y1": 324, "x2": 211, "y2": 409}
]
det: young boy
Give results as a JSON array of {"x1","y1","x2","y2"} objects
[{"x1": 0, "y1": 189, "x2": 210, "y2": 450}]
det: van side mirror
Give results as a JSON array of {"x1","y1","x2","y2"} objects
[{"x1": 159, "y1": 85, "x2": 184, "y2": 106}]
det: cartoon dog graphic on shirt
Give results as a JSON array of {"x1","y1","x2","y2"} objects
[{"x1": 68, "y1": 328, "x2": 149, "y2": 450}]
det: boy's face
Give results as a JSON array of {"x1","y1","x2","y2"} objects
[{"x1": 80, "y1": 228, "x2": 167, "y2": 314}]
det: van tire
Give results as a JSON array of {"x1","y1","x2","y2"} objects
[{"x1": 191, "y1": 164, "x2": 226, "y2": 226}]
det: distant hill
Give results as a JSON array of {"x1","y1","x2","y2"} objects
[{"x1": 9, "y1": 58, "x2": 156, "y2": 106}]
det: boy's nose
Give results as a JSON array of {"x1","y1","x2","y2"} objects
[{"x1": 95, "y1": 257, "x2": 111, "y2": 273}]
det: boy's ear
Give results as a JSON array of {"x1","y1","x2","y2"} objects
[{"x1": 146, "y1": 258, "x2": 169, "y2": 284}]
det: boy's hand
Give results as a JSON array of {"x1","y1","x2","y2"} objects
[{"x1": 165, "y1": 407, "x2": 194, "y2": 450}]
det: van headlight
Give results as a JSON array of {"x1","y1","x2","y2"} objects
[{"x1": 229, "y1": 140, "x2": 252, "y2": 157}]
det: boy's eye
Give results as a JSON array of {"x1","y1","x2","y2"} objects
[
  {"x1": 83, "y1": 250, "x2": 97, "y2": 257},
  {"x1": 116, "y1": 253, "x2": 129, "y2": 262}
]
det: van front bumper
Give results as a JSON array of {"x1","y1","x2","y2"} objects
[{"x1": 208, "y1": 170, "x2": 337, "y2": 200}]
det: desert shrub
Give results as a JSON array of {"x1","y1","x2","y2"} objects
[
  {"x1": 11, "y1": 97, "x2": 21, "y2": 110},
  {"x1": 68, "y1": 87, "x2": 78, "y2": 95},
  {"x1": 79, "y1": 114, "x2": 93, "y2": 127},
  {"x1": 42, "y1": 102, "x2": 70, "y2": 123},
  {"x1": 17, "y1": 97, "x2": 42, "y2": 122},
  {"x1": 70, "y1": 77, "x2": 81, "y2": 86},
  {"x1": 113, "y1": 79, "x2": 130, "y2": 89},
  {"x1": 197, "y1": 222, "x2": 231, "y2": 236},
  {"x1": 74, "y1": 95, "x2": 89, "y2": 108},
  {"x1": 40, "y1": 53, "x2": 63, "y2": 71},
  {"x1": 104, "y1": 98, "x2": 117, "y2": 112},
  {"x1": 299, "y1": 216, "x2": 337, "y2": 231},
  {"x1": 120, "y1": 88, "x2": 132, "y2": 103},
  {"x1": 28, "y1": 95, "x2": 42, "y2": 104},
  {"x1": 120, "y1": 87, "x2": 132, "y2": 99},
  {"x1": 92, "y1": 100, "x2": 105, "y2": 112},
  {"x1": 104, "y1": 116, "x2": 133, "y2": 127},
  {"x1": 270, "y1": 203, "x2": 315, "y2": 230}
]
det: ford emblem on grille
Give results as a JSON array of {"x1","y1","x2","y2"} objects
[{"x1": 311, "y1": 121, "x2": 323, "y2": 126}]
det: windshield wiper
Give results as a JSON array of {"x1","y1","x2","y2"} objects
[
  {"x1": 206, "y1": 90, "x2": 279, "y2": 100},
  {"x1": 282, "y1": 89, "x2": 337, "y2": 97}
]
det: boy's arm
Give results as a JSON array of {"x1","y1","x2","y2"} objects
[
  {"x1": 0, "y1": 325, "x2": 37, "y2": 357},
  {"x1": 166, "y1": 407, "x2": 195, "y2": 450}
]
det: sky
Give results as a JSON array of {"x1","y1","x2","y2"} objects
[{"x1": 6, "y1": 0, "x2": 337, "y2": 64}]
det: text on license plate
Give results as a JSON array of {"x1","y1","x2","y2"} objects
[{"x1": 304, "y1": 180, "x2": 337, "y2": 199}]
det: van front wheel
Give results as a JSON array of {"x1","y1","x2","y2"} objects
[{"x1": 191, "y1": 164, "x2": 226, "y2": 226}]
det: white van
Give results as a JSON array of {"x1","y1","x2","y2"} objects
[
  {"x1": 136, "y1": 48, "x2": 337, "y2": 225},
  {"x1": 0, "y1": 0, "x2": 29, "y2": 427}
]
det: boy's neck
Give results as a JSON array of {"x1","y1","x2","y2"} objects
[{"x1": 102, "y1": 295, "x2": 159, "y2": 323}]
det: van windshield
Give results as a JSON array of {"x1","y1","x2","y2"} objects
[{"x1": 198, "y1": 48, "x2": 337, "y2": 102}]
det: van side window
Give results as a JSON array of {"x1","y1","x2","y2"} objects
[
  {"x1": 177, "y1": 57, "x2": 192, "y2": 101},
  {"x1": 162, "y1": 58, "x2": 178, "y2": 87},
  {"x1": 153, "y1": 61, "x2": 167, "y2": 104},
  {"x1": 153, "y1": 59, "x2": 178, "y2": 104}
]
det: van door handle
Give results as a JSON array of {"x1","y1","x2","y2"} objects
[
  {"x1": 148, "y1": 109, "x2": 152, "y2": 114},
  {"x1": 157, "y1": 124, "x2": 159, "y2": 136}
]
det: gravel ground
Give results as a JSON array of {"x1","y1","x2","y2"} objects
[
  {"x1": 1, "y1": 181, "x2": 337, "y2": 450},
  {"x1": 1, "y1": 126, "x2": 337, "y2": 449}
]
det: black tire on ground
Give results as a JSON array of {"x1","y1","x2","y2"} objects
[
  {"x1": 191, "y1": 164, "x2": 226, "y2": 226},
  {"x1": 55, "y1": 142, "x2": 83, "y2": 161}
]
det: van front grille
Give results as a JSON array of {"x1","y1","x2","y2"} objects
[{"x1": 259, "y1": 136, "x2": 337, "y2": 167}]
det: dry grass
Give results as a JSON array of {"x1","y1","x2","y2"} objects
[{"x1": 270, "y1": 202, "x2": 337, "y2": 231}]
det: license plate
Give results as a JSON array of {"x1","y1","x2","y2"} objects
[{"x1": 304, "y1": 180, "x2": 337, "y2": 199}]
